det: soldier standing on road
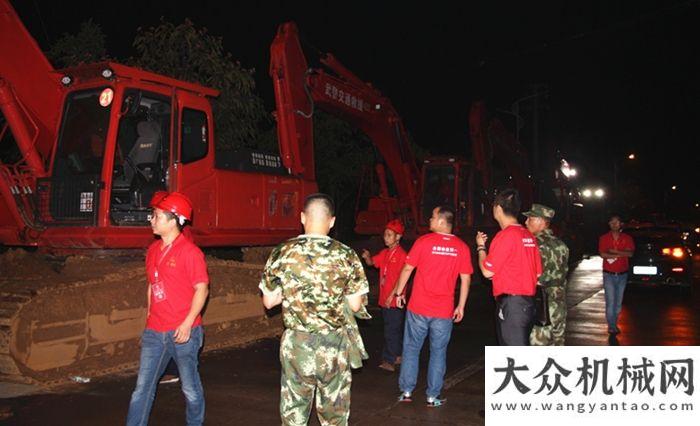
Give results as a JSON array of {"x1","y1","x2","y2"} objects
[
  {"x1": 476, "y1": 188, "x2": 542, "y2": 346},
  {"x1": 599, "y1": 214, "x2": 635, "y2": 334},
  {"x1": 523, "y1": 204, "x2": 570, "y2": 346},
  {"x1": 259, "y1": 193, "x2": 370, "y2": 426}
]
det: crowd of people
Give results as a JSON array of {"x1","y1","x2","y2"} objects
[{"x1": 125, "y1": 188, "x2": 634, "y2": 425}]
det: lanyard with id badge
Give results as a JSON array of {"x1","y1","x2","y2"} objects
[
  {"x1": 152, "y1": 244, "x2": 173, "y2": 303},
  {"x1": 380, "y1": 246, "x2": 399, "y2": 288}
]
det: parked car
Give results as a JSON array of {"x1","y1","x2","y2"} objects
[{"x1": 626, "y1": 226, "x2": 694, "y2": 287}]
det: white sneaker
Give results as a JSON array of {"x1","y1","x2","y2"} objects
[{"x1": 159, "y1": 375, "x2": 180, "y2": 384}]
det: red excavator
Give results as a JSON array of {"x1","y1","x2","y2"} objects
[
  {"x1": 270, "y1": 23, "x2": 533, "y2": 237},
  {"x1": 0, "y1": 4, "x2": 534, "y2": 384},
  {"x1": 0, "y1": 2, "x2": 317, "y2": 384},
  {"x1": 469, "y1": 101, "x2": 534, "y2": 210},
  {"x1": 270, "y1": 22, "x2": 422, "y2": 234}
]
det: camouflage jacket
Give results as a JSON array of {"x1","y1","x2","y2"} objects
[
  {"x1": 259, "y1": 234, "x2": 370, "y2": 334},
  {"x1": 537, "y1": 229, "x2": 569, "y2": 288}
]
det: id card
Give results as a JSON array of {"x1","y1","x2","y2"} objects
[{"x1": 152, "y1": 280, "x2": 167, "y2": 302}]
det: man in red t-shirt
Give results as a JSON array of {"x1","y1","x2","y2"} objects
[
  {"x1": 476, "y1": 188, "x2": 542, "y2": 346},
  {"x1": 388, "y1": 206, "x2": 472, "y2": 407},
  {"x1": 127, "y1": 192, "x2": 209, "y2": 426},
  {"x1": 598, "y1": 214, "x2": 635, "y2": 334},
  {"x1": 149, "y1": 191, "x2": 193, "y2": 385},
  {"x1": 362, "y1": 219, "x2": 407, "y2": 372}
]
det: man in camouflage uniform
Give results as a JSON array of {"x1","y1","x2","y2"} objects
[
  {"x1": 259, "y1": 193, "x2": 370, "y2": 426},
  {"x1": 524, "y1": 204, "x2": 569, "y2": 346}
]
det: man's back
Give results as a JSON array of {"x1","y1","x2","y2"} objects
[
  {"x1": 261, "y1": 235, "x2": 368, "y2": 333},
  {"x1": 406, "y1": 232, "x2": 473, "y2": 319},
  {"x1": 485, "y1": 224, "x2": 541, "y2": 296}
]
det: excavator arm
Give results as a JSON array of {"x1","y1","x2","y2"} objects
[
  {"x1": 270, "y1": 22, "x2": 420, "y2": 231},
  {"x1": 469, "y1": 101, "x2": 534, "y2": 208},
  {"x1": 0, "y1": 0, "x2": 62, "y2": 172},
  {"x1": 0, "y1": 0, "x2": 65, "y2": 242}
]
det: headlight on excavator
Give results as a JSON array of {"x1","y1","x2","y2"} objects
[
  {"x1": 60, "y1": 75, "x2": 73, "y2": 86},
  {"x1": 101, "y1": 68, "x2": 114, "y2": 80}
]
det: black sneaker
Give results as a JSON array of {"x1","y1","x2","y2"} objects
[
  {"x1": 398, "y1": 392, "x2": 413, "y2": 403},
  {"x1": 426, "y1": 396, "x2": 446, "y2": 407}
]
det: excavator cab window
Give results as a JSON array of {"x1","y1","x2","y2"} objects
[
  {"x1": 420, "y1": 165, "x2": 457, "y2": 225},
  {"x1": 110, "y1": 89, "x2": 170, "y2": 225},
  {"x1": 53, "y1": 88, "x2": 111, "y2": 178},
  {"x1": 457, "y1": 167, "x2": 470, "y2": 228},
  {"x1": 181, "y1": 108, "x2": 208, "y2": 164},
  {"x1": 41, "y1": 88, "x2": 112, "y2": 225}
]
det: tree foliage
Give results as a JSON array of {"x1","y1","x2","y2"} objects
[
  {"x1": 46, "y1": 19, "x2": 107, "y2": 68},
  {"x1": 130, "y1": 19, "x2": 267, "y2": 150}
]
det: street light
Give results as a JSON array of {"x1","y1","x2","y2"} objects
[
  {"x1": 613, "y1": 153, "x2": 637, "y2": 197},
  {"x1": 672, "y1": 185, "x2": 677, "y2": 191}
]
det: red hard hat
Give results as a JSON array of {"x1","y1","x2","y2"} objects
[
  {"x1": 149, "y1": 191, "x2": 169, "y2": 208},
  {"x1": 156, "y1": 192, "x2": 193, "y2": 222},
  {"x1": 385, "y1": 219, "x2": 405, "y2": 235}
]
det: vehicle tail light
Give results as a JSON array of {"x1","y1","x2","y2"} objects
[
  {"x1": 662, "y1": 247, "x2": 685, "y2": 258},
  {"x1": 672, "y1": 267, "x2": 684, "y2": 272}
]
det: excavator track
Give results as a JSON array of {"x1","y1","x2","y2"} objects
[{"x1": 0, "y1": 249, "x2": 280, "y2": 387}]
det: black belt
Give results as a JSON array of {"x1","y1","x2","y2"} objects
[
  {"x1": 603, "y1": 270, "x2": 628, "y2": 276},
  {"x1": 495, "y1": 294, "x2": 534, "y2": 304}
]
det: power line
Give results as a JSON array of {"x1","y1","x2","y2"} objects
[
  {"x1": 31, "y1": 0, "x2": 51, "y2": 45},
  {"x1": 477, "y1": 0, "x2": 699, "y2": 68}
]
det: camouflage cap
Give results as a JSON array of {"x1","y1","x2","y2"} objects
[{"x1": 522, "y1": 203, "x2": 556, "y2": 219}]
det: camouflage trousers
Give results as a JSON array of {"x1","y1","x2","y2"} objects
[
  {"x1": 530, "y1": 286, "x2": 567, "y2": 346},
  {"x1": 280, "y1": 329, "x2": 351, "y2": 426}
]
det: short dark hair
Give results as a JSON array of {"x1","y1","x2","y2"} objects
[
  {"x1": 494, "y1": 188, "x2": 521, "y2": 218},
  {"x1": 609, "y1": 214, "x2": 622, "y2": 222},
  {"x1": 162, "y1": 210, "x2": 185, "y2": 231},
  {"x1": 304, "y1": 193, "x2": 335, "y2": 217},
  {"x1": 436, "y1": 205, "x2": 455, "y2": 226}
]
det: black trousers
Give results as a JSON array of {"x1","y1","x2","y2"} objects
[
  {"x1": 381, "y1": 307, "x2": 405, "y2": 363},
  {"x1": 495, "y1": 295, "x2": 535, "y2": 346}
]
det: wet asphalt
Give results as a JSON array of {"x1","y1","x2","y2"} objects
[{"x1": 1, "y1": 256, "x2": 699, "y2": 425}]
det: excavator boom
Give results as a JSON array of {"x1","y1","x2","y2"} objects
[
  {"x1": 270, "y1": 22, "x2": 420, "y2": 232},
  {"x1": 0, "y1": 0, "x2": 62, "y2": 170}
]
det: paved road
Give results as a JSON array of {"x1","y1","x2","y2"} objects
[
  {"x1": 566, "y1": 257, "x2": 700, "y2": 346},
  {"x1": 2, "y1": 257, "x2": 699, "y2": 425}
]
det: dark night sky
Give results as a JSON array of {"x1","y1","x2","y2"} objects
[{"x1": 12, "y1": 0, "x2": 700, "y2": 215}]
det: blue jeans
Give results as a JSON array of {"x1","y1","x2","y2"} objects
[
  {"x1": 398, "y1": 311, "x2": 453, "y2": 399},
  {"x1": 126, "y1": 326, "x2": 205, "y2": 426},
  {"x1": 382, "y1": 307, "x2": 405, "y2": 364},
  {"x1": 603, "y1": 272, "x2": 628, "y2": 331}
]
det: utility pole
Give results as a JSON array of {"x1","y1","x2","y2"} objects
[
  {"x1": 532, "y1": 85, "x2": 540, "y2": 196},
  {"x1": 530, "y1": 83, "x2": 548, "y2": 199}
]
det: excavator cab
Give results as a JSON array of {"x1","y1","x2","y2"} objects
[
  {"x1": 37, "y1": 87, "x2": 170, "y2": 227},
  {"x1": 419, "y1": 158, "x2": 480, "y2": 233},
  {"x1": 110, "y1": 89, "x2": 170, "y2": 225}
]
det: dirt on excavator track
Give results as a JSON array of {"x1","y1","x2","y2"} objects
[{"x1": 0, "y1": 248, "x2": 280, "y2": 386}]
